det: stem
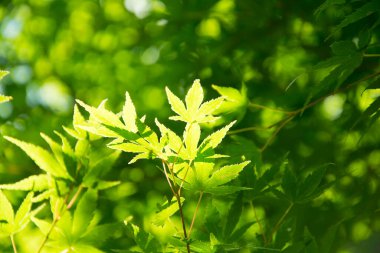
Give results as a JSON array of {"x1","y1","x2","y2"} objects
[
  {"x1": 250, "y1": 202, "x2": 267, "y2": 244},
  {"x1": 161, "y1": 160, "x2": 190, "y2": 252},
  {"x1": 249, "y1": 102, "x2": 292, "y2": 114},
  {"x1": 10, "y1": 234, "x2": 17, "y2": 253},
  {"x1": 231, "y1": 70, "x2": 380, "y2": 151},
  {"x1": 268, "y1": 202, "x2": 294, "y2": 244},
  {"x1": 228, "y1": 126, "x2": 270, "y2": 135},
  {"x1": 364, "y1": 53, "x2": 380, "y2": 58},
  {"x1": 178, "y1": 163, "x2": 191, "y2": 196},
  {"x1": 162, "y1": 161, "x2": 176, "y2": 196},
  {"x1": 260, "y1": 116, "x2": 294, "y2": 152},
  {"x1": 188, "y1": 191, "x2": 203, "y2": 238},
  {"x1": 175, "y1": 194, "x2": 191, "y2": 253},
  {"x1": 36, "y1": 185, "x2": 84, "y2": 253},
  {"x1": 67, "y1": 185, "x2": 83, "y2": 209}
]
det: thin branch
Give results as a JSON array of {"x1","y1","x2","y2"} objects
[
  {"x1": 230, "y1": 70, "x2": 380, "y2": 151},
  {"x1": 162, "y1": 161, "x2": 176, "y2": 196},
  {"x1": 260, "y1": 116, "x2": 294, "y2": 152},
  {"x1": 10, "y1": 234, "x2": 17, "y2": 253},
  {"x1": 363, "y1": 53, "x2": 380, "y2": 58},
  {"x1": 249, "y1": 102, "x2": 292, "y2": 114},
  {"x1": 250, "y1": 202, "x2": 267, "y2": 244},
  {"x1": 268, "y1": 202, "x2": 294, "y2": 245},
  {"x1": 178, "y1": 163, "x2": 191, "y2": 196},
  {"x1": 175, "y1": 194, "x2": 191, "y2": 253},
  {"x1": 228, "y1": 126, "x2": 270, "y2": 135},
  {"x1": 67, "y1": 185, "x2": 83, "y2": 209},
  {"x1": 36, "y1": 185, "x2": 84, "y2": 253},
  {"x1": 188, "y1": 191, "x2": 204, "y2": 238}
]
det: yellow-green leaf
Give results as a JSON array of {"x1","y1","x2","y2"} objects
[
  {"x1": 185, "y1": 79, "x2": 204, "y2": 114},
  {"x1": 14, "y1": 192, "x2": 34, "y2": 233},
  {"x1": 122, "y1": 92, "x2": 138, "y2": 133},
  {"x1": 0, "y1": 190, "x2": 14, "y2": 225},
  {"x1": 0, "y1": 94, "x2": 12, "y2": 104},
  {"x1": 0, "y1": 70, "x2": 9, "y2": 80},
  {"x1": 4, "y1": 136, "x2": 72, "y2": 180},
  {"x1": 165, "y1": 87, "x2": 187, "y2": 120},
  {"x1": 207, "y1": 161, "x2": 250, "y2": 187},
  {"x1": 0, "y1": 175, "x2": 50, "y2": 192},
  {"x1": 184, "y1": 123, "x2": 201, "y2": 160}
]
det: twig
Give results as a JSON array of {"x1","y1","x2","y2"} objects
[
  {"x1": 249, "y1": 102, "x2": 292, "y2": 114},
  {"x1": 268, "y1": 202, "x2": 294, "y2": 245},
  {"x1": 161, "y1": 159, "x2": 190, "y2": 253},
  {"x1": 162, "y1": 161, "x2": 176, "y2": 196},
  {"x1": 260, "y1": 116, "x2": 294, "y2": 152},
  {"x1": 175, "y1": 194, "x2": 191, "y2": 253},
  {"x1": 36, "y1": 185, "x2": 84, "y2": 253},
  {"x1": 188, "y1": 191, "x2": 204, "y2": 238},
  {"x1": 231, "y1": 70, "x2": 380, "y2": 151},
  {"x1": 363, "y1": 53, "x2": 380, "y2": 58},
  {"x1": 250, "y1": 201, "x2": 267, "y2": 244},
  {"x1": 10, "y1": 234, "x2": 17, "y2": 253}
]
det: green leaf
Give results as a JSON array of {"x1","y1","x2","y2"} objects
[
  {"x1": 0, "y1": 70, "x2": 9, "y2": 80},
  {"x1": 4, "y1": 136, "x2": 72, "y2": 180},
  {"x1": 72, "y1": 104, "x2": 87, "y2": 139},
  {"x1": 122, "y1": 91, "x2": 138, "y2": 133},
  {"x1": 82, "y1": 223, "x2": 122, "y2": 245},
  {"x1": 13, "y1": 192, "x2": 34, "y2": 233},
  {"x1": 69, "y1": 243, "x2": 105, "y2": 253},
  {"x1": 0, "y1": 175, "x2": 50, "y2": 192},
  {"x1": 155, "y1": 119, "x2": 183, "y2": 154},
  {"x1": 224, "y1": 193, "x2": 243, "y2": 239},
  {"x1": 184, "y1": 123, "x2": 201, "y2": 160},
  {"x1": 330, "y1": 41, "x2": 356, "y2": 56},
  {"x1": 228, "y1": 221, "x2": 255, "y2": 242},
  {"x1": 76, "y1": 99, "x2": 125, "y2": 129},
  {"x1": 166, "y1": 79, "x2": 223, "y2": 124},
  {"x1": 185, "y1": 79, "x2": 204, "y2": 114},
  {"x1": 299, "y1": 167, "x2": 326, "y2": 201},
  {"x1": 331, "y1": 0, "x2": 380, "y2": 36},
  {"x1": 207, "y1": 161, "x2": 250, "y2": 188},
  {"x1": 72, "y1": 189, "x2": 97, "y2": 237},
  {"x1": 54, "y1": 131, "x2": 75, "y2": 156},
  {"x1": 320, "y1": 221, "x2": 343, "y2": 253},
  {"x1": 0, "y1": 94, "x2": 12, "y2": 104},
  {"x1": 0, "y1": 190, "x2": 14, "y2": 227},
  {"x1": 124, "y1": 220, "x2": 161, "y2": 253},
  {"x1": 314, "y1": 0, "x2": 345, "y2": 17},
  {"x1": 109, "y1": 142, "x2": 149, "y2": 153},
  {"x1": 204, "y1": 186, "x2": 251, "y2": 195},
  {"x1": 211, "y1": 84, "x2": 248, "y2": 122},
  {"x1": 281, "y1": 167, "x2": 297, "y2": 201},
  {"x1": 31, "y1": 216, "x2": 62, "y2": 240},
  {"x1": 201, "y1": 121, "x2": 236, "y2": 150},
  {"x1": 152, "y1": 197, "x2": 184, "y2": 226},
  {"x1": 165, "y1": 86, "x2": 187, "y2": 120}
]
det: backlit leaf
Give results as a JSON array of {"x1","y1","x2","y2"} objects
[
  {"x1": 122, "y1": 91, "x2": 138, "y2": 133},
  {"x1": 72, "y1": 189, "x2": 97, "y2": 237},
  {"x1": 4, "y1": 136, "x2": 72, "y2": 180},
  {"x1": 0, "y1": 190, "x2": 14, "y2": 226},
  {"x1": 14, "y1": 192, "x2": 34, "y2": 233},
  {"x1": 185, "y1": 79, "x2": 204, "y2": 114},
  {"x1": 0, "y1": 175, "x2": 50, "y2": 192},
  {"x1": 207, "y1": 161, "x2": 250, "y2": 188}
]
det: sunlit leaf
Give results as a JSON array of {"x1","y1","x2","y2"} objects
[
  {"x1": 122, "y1": 91, "x2": 138, "y2": 133},
  {"x1": 4, "y1": 136, "x2": 72, "y2": 180},
  {"x1": 72, "y1": 189, "x2": 97, "y2": 237},
  {"x1": 0, "y1": 190, "x2": 14, "y2": 227},
  {"x1": 0, "y1": 175, "x2": 50, "y2": 192}
]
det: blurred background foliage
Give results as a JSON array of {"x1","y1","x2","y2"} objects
[{"x1": 0, "y1": 0, "x2": 380, "y2": 252}]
